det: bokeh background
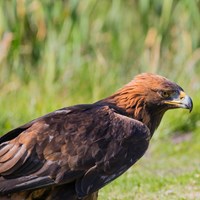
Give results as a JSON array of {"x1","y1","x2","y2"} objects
[{"x1": 0, "y1": 0, "x2": 200, "y2": 199}]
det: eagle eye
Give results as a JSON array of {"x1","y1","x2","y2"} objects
[{"x1": 159, "y1": 91, "x2": 170, "y2": 98}]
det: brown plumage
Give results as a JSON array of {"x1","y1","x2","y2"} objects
[{"x1": 0, "y1": 73, "x2": 193, "y2": 200}]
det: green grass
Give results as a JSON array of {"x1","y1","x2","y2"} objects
[{"x1": 0, "y1": 0, "x2": 200, "y2": 199}]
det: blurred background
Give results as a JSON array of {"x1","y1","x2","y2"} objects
[{"x1": 0, "y1": 0, "x2": 200, "y2": 199}]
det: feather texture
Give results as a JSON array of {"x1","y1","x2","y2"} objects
[{"x1": 0, "y1": 73, "x2": 192, "y2": 200}]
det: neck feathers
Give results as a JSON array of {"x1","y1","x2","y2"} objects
[{"x1": 101, "y1": 86, "x2": 165, "y2": 136}]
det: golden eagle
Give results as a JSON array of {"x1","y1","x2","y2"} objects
[{"x1": 0, "y1": 73, "x2": 193, "y2": 200}]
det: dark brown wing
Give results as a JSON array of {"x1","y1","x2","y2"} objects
[
  {"x1": 75, "y1": 112, "x2": 150, "y2": 197},
  {"x1": 0, "y1": 104, "x2": 150, "y2": 197}
]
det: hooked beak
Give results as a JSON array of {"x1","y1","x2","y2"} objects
[{"x1": 164, "y1": 91, "x2": 193, "y2": 112}]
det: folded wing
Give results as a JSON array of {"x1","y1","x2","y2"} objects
[{"x1": 0, "y1": 104, "x2": 150, "y2": 197}]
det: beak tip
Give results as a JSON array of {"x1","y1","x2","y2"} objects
[{"x1": 186, "y1": 96, "x2": 193, "y2": 113}]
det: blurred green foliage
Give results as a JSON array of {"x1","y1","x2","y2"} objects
[
  {"x1": 0, "y1": 1, "x2": 200, "y2": 199},
  {"x1": 0, "y1": 0, "x2": 200, "y2": 134}
]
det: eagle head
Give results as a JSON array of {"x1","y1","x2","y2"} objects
[
  {"x1": 132, "y1": 73, "x2": 193, "y2": 112},
  {"x1": 104, "y1": 73, "x2": 193, "y2": 134}
]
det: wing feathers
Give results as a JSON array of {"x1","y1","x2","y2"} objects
[
  {"x1": 8, "y1": 150, "x2": 43, "y2": 178},
  {"x1": 0, "y1": 144, "x2": 27, "y2": 174},
  {"x1": 0, "y1": 161, "x2": 59, "y2": 194},
  {"x1": 76, "y1": 166, "x2": 126, "y2": 197},
  {"x1": 0, "y1": 176, "x2": 55, "y2": 194},
  {"x1": 0, "y1": 143, "x2": 14, "y2": 157},
  {"x1": 0, "y1": 104, "x2": 150, "y2": 197},
  {"x1": 75, "y1": 110, "x2": 150, "y2": 197},
  {"x1": 0, "y1": 145, "x2": 19, "y2": 163}
]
